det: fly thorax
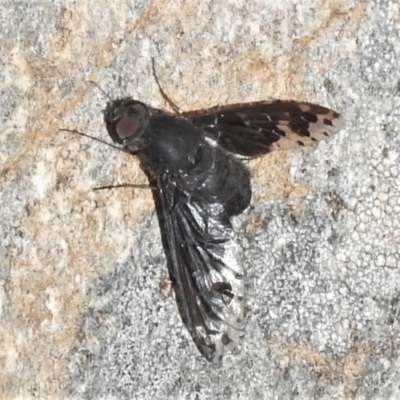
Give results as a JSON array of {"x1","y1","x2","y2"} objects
[{"x1": 143, "y1": 115, "x2": 205, "y2": 172}]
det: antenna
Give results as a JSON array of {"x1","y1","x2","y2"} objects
[
  {"x1": 59, "y1": 128, "x2": 131, "y2": 155},
  {"x1": 93, "y1": 183, "x2": 154, "y2": 191}
]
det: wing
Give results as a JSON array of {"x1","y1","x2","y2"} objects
[
  {"x1": 185, "y1": 100, "x2": 345, "y2": 157},
  {"x1": 155, "y1": 173, "x2": 244, "y2": 362}
]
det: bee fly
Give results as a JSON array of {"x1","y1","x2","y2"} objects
[{"x1": 74, "y1": 71, "x2": 345, "y2": 362}]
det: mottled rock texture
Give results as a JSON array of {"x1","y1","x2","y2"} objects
[{"x1": 1, "y1": 0, "x2": 400, "y2": 399}]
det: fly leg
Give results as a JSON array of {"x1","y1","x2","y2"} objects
[{"x1": 151, "y1": 57, "x2": 182, "y2": 115}]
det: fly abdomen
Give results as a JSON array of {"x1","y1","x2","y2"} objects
[{"x1": 186, "y1": 144, "x2": 252, "y2": 217}]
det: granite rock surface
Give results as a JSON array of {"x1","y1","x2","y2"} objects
[{"x1": 1, "y1": 0, "x2": 400, "y2": 399}]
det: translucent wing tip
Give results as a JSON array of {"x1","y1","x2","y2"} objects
[
  {"x1": 271, "y1": 102, "x2": 345, "y2": 150},
  {"x1": 298, "y1": 102, "x2": 345, "y2": 134}
]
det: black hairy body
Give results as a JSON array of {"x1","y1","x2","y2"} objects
[{"x1": 103, "y1": 97, "x2": 345, "y2": 362}]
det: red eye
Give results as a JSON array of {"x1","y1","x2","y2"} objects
[{"x1": 116, "y1": 116, "x2": 140, "y2": 139}]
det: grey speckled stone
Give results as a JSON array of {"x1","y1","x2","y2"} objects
[{"x1": 1, "y1": 0, "x2": 400, "y2": 399}]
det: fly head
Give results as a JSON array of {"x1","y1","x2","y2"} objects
[{"x1": 104, "y1": 98, "x2": 150, "y2": 152}]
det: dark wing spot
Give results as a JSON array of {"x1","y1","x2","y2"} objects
[
  {"x1": 272, "y1": 127, "x2": 287, "y2": 140},
  {"x1": 288, "y1": 121, "x2": 311, "y2": 137},
  {"x1": 234, "y1": 271, "x2": 244, "y2": 279},
  {"x1": 308, "y1": 104, "x2": 330, "y2": 115},
  {"x1": 302, "y1": 112, "x2": 318, "y2": 123},
  {"x1": 323, "y1": 132, "x2": 330, "y2": 137},
  {"x1": 212, "y1": 282, "x2": 234, "y2": 299},
  {"x1": 297, "y1": 141, "x2": 305, "y2": 146},
  {"x1": 221, "y1": 333, "x2": 233, "y2": 345},
  {"x1": 323, "y1": 118, "x2": 334, "y2": 126},
  {"x1": 278, "y1": 129, "x2": 286, "y2": 137},
  {"x1": 299, "y1": 129, "x2": 310, "y2": 137}
]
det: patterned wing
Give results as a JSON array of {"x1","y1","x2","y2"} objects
[
  {"x1": 155, "y1": 173, "x2": 244, "y2": 362},
  {"x1": 185, "y1": 100, "x2": 345, "y2": 157}
]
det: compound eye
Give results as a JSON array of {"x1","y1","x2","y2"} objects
[{"x1": 116, "y1": 116, "x2": 140, "y2": 140}]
